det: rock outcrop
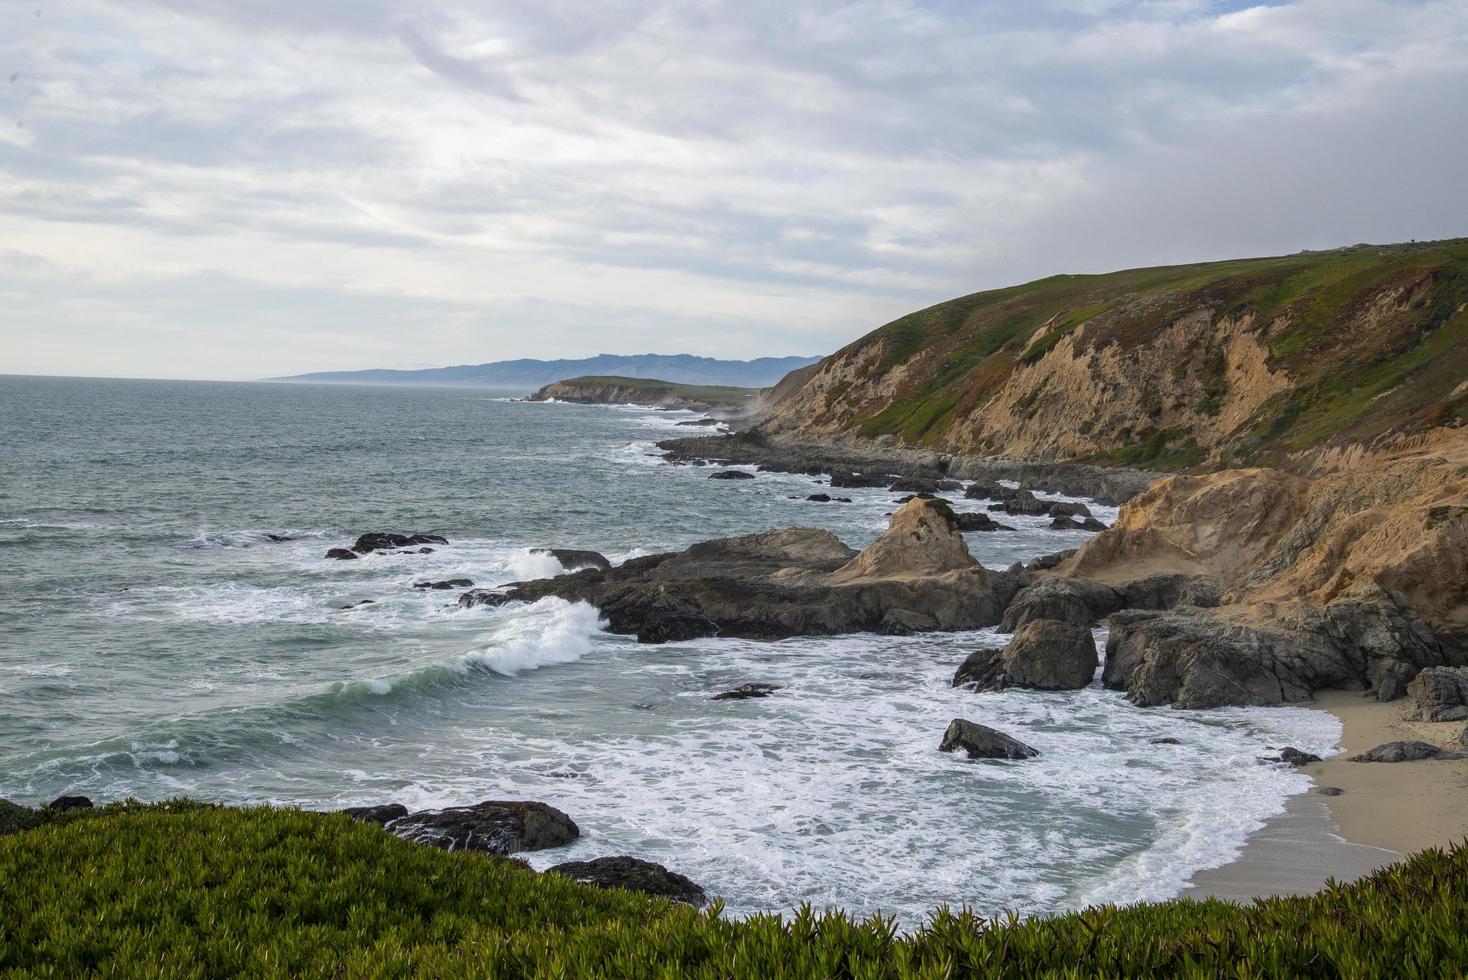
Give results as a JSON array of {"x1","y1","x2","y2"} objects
[
  {"x1": 952, "y1": 621, "x2": 1098, "y2": 691},
  {"x1": 533, "y1": 548, "x2": 612, "y2": 572},
  {"x1": 386, "y1": 801, "x2": 579, "y2": 855},
  {"x1": 1406, "y1": 667, "x2": 1468, "y2": 722},
  {"x1": 1350, "y1": 741, "x2": 1464, "y2": 763},
  {"x1": 460, "y1": 499, "x2": 1022, "y2": 643},
  {"x1": 546, "y1": 857, "x2": 708, "y2": 906}
]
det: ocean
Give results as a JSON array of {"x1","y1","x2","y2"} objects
[{"x1": 0, "y1": 375, "x2": 1339, "y2": 924}]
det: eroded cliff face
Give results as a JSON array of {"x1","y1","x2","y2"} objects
[
  {"x1": 1064, "y1": 428, "x2": 1468, "y2": 628},
  {"x1": 758, "y1": 241, "x2": 1468, "y2": 469}
]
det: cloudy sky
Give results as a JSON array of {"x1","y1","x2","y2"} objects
[{"x1": 3, "y1": 0, "x2": 1465, "y2": 379}]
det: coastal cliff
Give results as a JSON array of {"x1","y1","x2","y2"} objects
[
  {"x1": 758, "y1": 239, "x2": 1468, "y2": 469},
  {"x1": 529, "y1": 376, "x2": 764, "y2": 414}
]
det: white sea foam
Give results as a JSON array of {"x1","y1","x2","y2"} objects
[{"x1": 464, "y1": 598, "x2": 606, "y2": 676}]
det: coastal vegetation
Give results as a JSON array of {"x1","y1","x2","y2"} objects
[
  {"x1": 3, "y1": 801, "x2": 1468, "y2": 976},
  {"x1": 760, "y1": 239, "x2": 1468, "y2": 468}
]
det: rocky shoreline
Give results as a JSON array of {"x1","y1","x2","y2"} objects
[{"x1": 656, "y1": 430, "x2": 1158, "y2": 505}]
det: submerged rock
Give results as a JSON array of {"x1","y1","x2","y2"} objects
[
  {"x1": 1350, "y1": 741, "x2": 1463, "y2": 763},
  {"x1": 546, "y1": 856, "x2": 707, "y2": 906},
  {"x1": 939, "y1": 719, "x2": 1039, "y2": 760},
  {"x1": 388, "y1": 800, "x2": 579, "y2": 854},
  {"x1": 1318, "y1": 786, "x2": 1345, "y2": 796},
  {"x1": 351, "y1": 532, "x2": 448, "y2": 554},
  {"x1": 953, "y1": 620, "x2": 1097, "y2": 691},
  {"x1": 339, "y1": 599, "x2": 375, "y2": 609},
  {"x1": 711, "y1": 683, "x2": 782, "y2": 701},
  {"x1": 1149, "y1": 737, "x2": 1182, "y2": 745},
  {"x1": 533, "y1": 548, "x2": 612, "y2": 571},
  {"x1": 708, "y1": 470, "x2": 755, "y2": 480},
  {"x1": 342, "y1": 803, "x2": 408, "y2": 827}
]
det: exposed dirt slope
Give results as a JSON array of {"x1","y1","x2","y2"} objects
[{"x1": 1064, "y1": 428, "x2": 1468, "y2": 627}]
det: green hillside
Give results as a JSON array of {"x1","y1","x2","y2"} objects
[
  {"x1": 2, "y1": 802, "x2": 1467, "y2": 976},
  {"x1": 765, "y1": 239, "x2": 1468, "y2": 468}
]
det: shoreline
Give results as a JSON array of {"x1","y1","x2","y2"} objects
[{"x1": 1186, "y1": 690, "x2": 1468, "y2": 901}]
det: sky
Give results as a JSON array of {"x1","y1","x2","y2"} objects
[{"x1": 2, "y1": 0, "x2": 1466, "y2": 380}]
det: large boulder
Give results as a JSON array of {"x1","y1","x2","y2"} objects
[
  {"x1": 388, "y1": 801, "x2": 579, "y2": 854},
  {"x1": 547, "y1": 856, "x2": 707, "y2": 906},
  {"x1": 1405, "y1": 666, "x2": 1468, "y2": 721},
  {"x1": 831, "y1": 499, "x2": 976, "y2": 582},
  {"x1": 953, "y1": 620, "x2": 1098, "y2": 691},
  {"x1": 938, "y1": 719, "x2": 1039, "y2": 760}
]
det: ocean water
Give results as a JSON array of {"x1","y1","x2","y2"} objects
[{"x1": 0, "y1": 376, "x2": 1338, "y2": 924}]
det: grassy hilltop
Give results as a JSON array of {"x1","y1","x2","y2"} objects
[
  {"x1": 2, "y1": 802, "x2": 1467, "y2": 976},
  {"x1": 761, "y1": 239, "x2": 1468, "y2": 468}
]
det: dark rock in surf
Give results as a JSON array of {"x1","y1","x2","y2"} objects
[
  {"x1": 1318, "y1": 786, "x2": 1345, "y2": 796},
  {"x1": 1350, "y1": 741, "x2": 1463, "y2": 763},
  {"x1": 1273, "y1": 747, "x2": 1322, "y2": 766},
  {"x1": 1050, "y1": 515, "x2": 1084, "y2": 530},
  {"x1": 388, "y1": 800, "x2": 579, "y2": 854},
  {"x1": 458, "y1": 589, "x2": 512, "y2": 609},
  {"x1": 325, "y1": 548, "x2": 359, "y2": 561},
  {"x1": 533, "y1": 548, "x2": 612, "y2": 572},
  {"x1": 47, "y1": 795, "x2": 93, "y2": 811},
  {"x1": 1080, "y1": 517, "x2": 1109, "y2": 532},
  {"x1": 953, "y1": 620, "x2": 1097, "y2": 692},
  {"x1": 807, "y1": 493, "x2": 832, "y2": 502},
  {"x1": 676, "y1": 417, "x2": 723, "y2": 427},
  {"x1": 711, "y1": 683, "x2": 782, "y2": 701},
  {"x1": 830, "y1": 469, "x2": 889, "y2": 489},
  {"x1": 955, "y1": 512, "x2": 1012, "y2": 532},
  {"x1": 1149, "y1": 737, "x2": 1182, "y2": 745},
  {"x1": 339, "y1": 599, "x2": 375, "y2": 609},
  {"x1": 414, "y1": 578, "x2": 474, "y2": 590},
  {"x1": 266, "y1": 533, "x2": 295, "y2": 542},
  {"x1": 546, "y1": 856, "x2": 708, "y2": 906},
  {"x1": 1001, "y1": 490, "x2": 1048, "y2": 516},
  {"x1": 342, "y1": 803, "x2": 408, "y2": 827},
  {"x1": 895, "y1": 493, "x2": 938, "y2": 502},
  {"x1": 350, "y1": 532, "x2": 448, "y2": 555},
  {"x1": 1047, "y1": 501, "x2": 1092, "y2": 519},
  {"x1": 708, "y1": 470, "x2": 755, "y2": 480},
  {"x1": 939, "y1": 719, "x2": 1039, "y2": 760}
]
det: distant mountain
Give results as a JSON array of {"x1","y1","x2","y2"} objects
[{"x1": 270, "y1": 354, "x2": 823, "y2": 389}]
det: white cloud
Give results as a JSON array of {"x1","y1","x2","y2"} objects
[{"x1": 1, "y1": 0, "x2": 1465, "y2": 378}]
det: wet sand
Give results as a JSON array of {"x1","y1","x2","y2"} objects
[{"x1": 1184, "y1": 689, "x2": 1467, "y2": 901}]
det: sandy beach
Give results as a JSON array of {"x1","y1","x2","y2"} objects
[{"x1": 1186, "y1": 689, "x2": 1468, "y2": 901}]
